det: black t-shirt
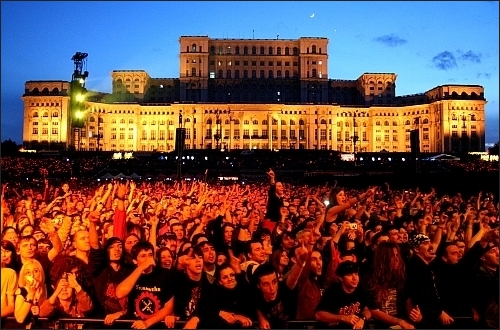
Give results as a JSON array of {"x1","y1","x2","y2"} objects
[
  {"x1": 315, "y1": 282, "x2": 368, "y2": 329},
  {"x1": 89, "y1": 247, "x2": 134, "y2": 316},
  {"x1": 126, "y1": 266, "x2": 174, "y2": 320},
  {"x1": 171, "y1": 268, "x2": 215, "y2": 321},
  {"x1": 253, "y1": 281, "x2": 297, "y2": 329}
]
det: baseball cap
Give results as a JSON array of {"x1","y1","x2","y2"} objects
[{"x1": 335, "y1": 261, "x2": 359, "y2": 277}]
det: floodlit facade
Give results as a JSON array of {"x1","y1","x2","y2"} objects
[{"x1": 22, "y1": 36, "x2": 486, "y2": 153}]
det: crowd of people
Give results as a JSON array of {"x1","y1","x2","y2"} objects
[{"x1": 1, "y1": 168, "x2": 499, "y2": 329}]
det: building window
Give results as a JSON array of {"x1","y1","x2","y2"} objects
[
  {"x1": 252, "y1": 46, "x2": 256, "y2": 54},
  {"x1": 32, "y1": 128, "x2": 38, "y2": 134}
]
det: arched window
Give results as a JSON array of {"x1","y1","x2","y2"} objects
[
  {"x1": 224, "y1": 119, "x2": 230, "y2": 124},
  {"x1": 218, "y1": 70, "x2": 223, "y2": 78},
  {"x1": 312, "y1": 45, "x2": 317, "y2": 53},
  {"x1": 33, "y1": 112, "x2": 39, "y2": 117},
  {"x1": 260, "y1": 70, "x2": 265, "y2": 78},
  {"x1": 252, "y1": 119, "x2": 258, "y2": 125},
  {"x1": 277, "y1": 47, "x2": 282, "y2": 55},
  {"x1": 452, "y1": 114, "x2": 457, "y2": 120},
  {"x1": 235, "y1": 70, "x2": 240, "y2": 78},
  {"x1": 285, "y1": 70, "x2": 290, "y2": 78},
  {"x1": 243, "y1": 70, "x2": 248, "y2": 78},
  {"x1": 362, "y1": 122, "x2": 366, "y2": 127},
  {"x1": 345, "y1": 122, "x2": 350, "y2": 127},
  {"x1": 285, "y1": 47, "x2": 290, "y2": 55},
  {"x1": 299, "y1": 119, "x2": 305, "y2": 125},
  {"x1": 191, "y1": 43, "x2": 196, "y2": 52},
  {"x1": 99, "y1": 118, "x2": 104, "y2": 124},
  {"x1": 392, "y1": 121, "x2": 398, "y2": 126},
  {"x1": 337, "y1": 122, "x2": 342, "y2": 127},
  {"x1": 129, "y1": 119, "x2": 134, "y2": 124},
  {"x1": 51, "y1": 88, "x2": 59, "y2": 94},
  {"x1": 192, "y1": 68, "x2": 197, "y2": 77},
  {"x1": 89, "y1": 116, "x2": 96, "y2": 122},
  {"x1": 151, "y1": 120, "x2": 156, "y2": 125},
  {"x1": 290, "y1": 120, "x2": 296, "y2": 125},
  {"x1": 207, "y1": 119, "x2": 212, "y2": 125},
  {"x1": 268, "y1": 70, "x2": 273, "y2": 78},
  {"x1": 423, "y1": 118, "x2": 429, "y2": 124},
  {"x1": 235, "y1": 46, "x2": 240, "y2": 54},
  {"x1": 281, "y1": 120, "x2": 286, "y2": 125},
  {"x1": 405, "y1": 120, "x2": 410, "y2": 125},
  {"x1": 252, "y1": 46, "x2": 256, "y2": 54},
  {"x1": 120, "y1": 119, "x2": 125, "y2": 124},
  {"x1": 244, "y1": 120, "x2": 249, "y2": 125},
  {"x1": 260, "y1": 46, "x2": 265, "y2": 55},
  {"x1": 268, "y1": 46, "x2": 273, "y2": 55},
  {"x1": 43, "y1": 112, "x2": 49, "y2": 117},
  {"x1": 376, "y1": 121, "x2": 381, "y2": 126},
  {"x1": 293, "y1": 47, "x2": 299, "y2": 55},
  {"x1": 243, "y1": 46, "x2": 248, "y2": 54},
  {"x1": 112, "y1": 119, "x2": 117, "y2": 124},
  {"x1": 320, "y1": 119, "x2": 327, "y2": 124},
  {"x1": 384, "y1": 121, "x2": 389, "y2": 126},
  {"x1": 312, "y1": 69, "x2": 317, "y2": 77},
  {"x1": 262, "y1": 120, "x2": 267, "y2": 125},
  {"x1": 210, "y1": 46, "x2": 216, "y2": 54},
  {"x1": 277, "y1": 70, "x2": 282, "y2": 77},
  {"x1": 142, "y1": 120, "x2": 147, "y2": 125},
  {"x1": 227, "y1": 70, "x2": 231, "y2": 78},
  {"x1": 52, "y1": 112, "x2": 58, "y2": 117},
  {"x1": 233, "y1": 119, "x2": 240, "y2": 125}
]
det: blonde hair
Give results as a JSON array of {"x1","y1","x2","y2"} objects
[{"x1": 18, "y1": 259, "x2": 48, "y2": 303}]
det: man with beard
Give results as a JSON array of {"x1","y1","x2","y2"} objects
[
  {"x1": 315, "y1": 261, "x2": 371, "y2": 329},
  {"x1": 116, "y1": 241, "x2": 173, "y2": 329},
  {"x1": 405, "y1": 234, "x2": 453, "y2": 328},
  {"x1": 88, "y1": 212, "x2": 134, "y2": 325}
]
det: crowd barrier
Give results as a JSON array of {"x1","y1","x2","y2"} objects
[{"x1": 3, "y1": 316, "x2": 475, "y2": 329}]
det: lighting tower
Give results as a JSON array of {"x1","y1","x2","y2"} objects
[{"x1": 70, "y1": 52, "x2": 89, "y2": 150}]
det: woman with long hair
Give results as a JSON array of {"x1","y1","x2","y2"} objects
[
  {"x1": 362, "y1": 241, "x2": 421, "y2": 329},
  {"x1": 1, "y1": 240, "x2": 18, "y2": 322},
  {"x1": 13, "y1": 259, "x2": 48, "y2": 328},
  {"x1": 271, "y1": 249, "x2": 290, "y2": 282},
  {"x1": 156, "y1": 246, "x2": 174, "y2": 270}
]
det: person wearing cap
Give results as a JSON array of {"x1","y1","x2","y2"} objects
[
  {"x1": 469, "y1": 229, "x2": 499, "y2": 328},
  {"x1": 404, "y1": 233, "x2": 453, "y2": 328},
  {"x1": 315, "y1": 260, "x2": 371, "y2": 329}
]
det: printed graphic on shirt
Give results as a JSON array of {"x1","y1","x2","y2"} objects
[
  {"x1": 135, "y1": 291, "x2": 161, "y2": 320},
  {"x1": 185, "y1": 285, "x2": 201, "y2": 318}
]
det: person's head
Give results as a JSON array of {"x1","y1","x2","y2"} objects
[
  {"x1": 215, "y1": 262, "x2": 237, "y2": 289},
  {"x1": 335, "y1": 260, "x2": 360, "y2": 292},
  {"x1": 385, "y1": 225, "x2": 400, "y2": 243},
  {"x1": 131, "y1": 241, "x2": 155, "y2": 274},
  {"x1": 441, "y1": 242, "x2": 461, "y2": 265},
  {"x1": 19, "y1": 259, "x2": 47, "y2": 300},
  {"x1": 275, "y1": 182, "x2": 284, "y2": 196},
  {"x1": 61, "y1": 183, "x2": 70, "y2": 193},
  {"x1": 37, "y1": 238, "x2": 52, "y2": 257},
  {"x1": 18, "y1": 235, "x2": 37, "y2": 260},
  {"x1": 2, "y1": 226, "x2": 19, "y2": 246},
  {"x1": 71, "y1": 230, "x2": 90, "y2": 253},
  {"x1": 272, "y1": 249, "x2": 289, "y2": 271},
  {"x1": 409, "y1": 234, "x2": 435, "y2": 263},
  {"x1": 480, "y1": 243, "x2": 499, "y2": 270},
  {"x1": 398, "y1": 227, "x2": 409, "y2": 243},
  {"x1": 369, "y1": 241, "x2": 406, "y2": 291},
  {"x1": 254, "y1": 263, "x2": 279, "y2": 302},
  {"x1": 156, "y1": 247, "x2": 174, "y2": 269},
  {"x1": 199, "y1": 241, "x2": 216, "y2": 267},
  {"x1": 245, "y1": 239, "x2": 266, "y2": 263},
  {"x1": 104, "y1": 237, "x2": 124, "y2": 263},
  {"x1": 329, "y1": 187, "x2": 346, "y2": 206},
  {"x1": 340, "y1": 250, "x2": 358, "y2": 263},
  {"x1": 222, "y1": 223, "x2": 235, "y2": 244},
  {"x1": 310, "y1": 249, "x2": 323, "y2": 276},
  {"x1": 124, "y1": 233, "x2": 140, "y2": 255},
  {"x1": 280, "y1": 232, "x2": 295, "y2": 251},
  {"x1": 19, "y1": 224, "x2": 34, "y2": 238},
  {"x1": 17, "y1": 215, "x2": 30, "y2": 229},
  {"x1": 182, "y1": 246, "x2": 204, "y2": 279},
  {"x1": 171, "y1": 223, "x2": 185, "y2": 240},
  {"x1": 1, "y1": 239, "x2": 19, "y2": 270},
  {"x1": 216, "y1": 251, "x2": 227, "y2": 266},
  {"x1": 371, "y1": 231, "x2": 389, "y2": 250}
]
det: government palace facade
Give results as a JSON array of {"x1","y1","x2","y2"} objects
[{"x1": 22, "y1": 36, "x2": 486, "y2": 153}]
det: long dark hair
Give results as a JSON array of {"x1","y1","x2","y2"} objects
[
  {"x1": 364, "y1": 241, "x2": 406, "y2": 303},
  {"x1": 1, "y1": 239, "x2": 20, "y2": 272}
]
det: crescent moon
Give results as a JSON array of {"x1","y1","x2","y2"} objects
[{"x1": 310, "y1": 13, "x2": 315, "y2": 18}]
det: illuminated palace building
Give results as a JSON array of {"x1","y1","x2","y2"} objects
[{"x1": 22, "y1": 36, "x2": 486, "y2": 153}]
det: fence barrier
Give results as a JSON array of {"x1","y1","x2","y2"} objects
[{"x1": 3, "y1": 316, "x2": 475, "y2": 329}]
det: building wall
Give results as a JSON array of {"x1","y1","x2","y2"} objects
[{"x1": 21, "y1": 36, "x2": 486, "y2": 153}]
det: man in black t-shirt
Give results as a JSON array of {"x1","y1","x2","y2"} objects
[
  {"x1": 115, "y1": 241, "x2": 173, "y2": 329},
  {"x1": 315, "y1": 261, "x2": 371, "y2": 329},
  {"x1": 252, "y1": 241, "x2": 308, "y2": 329}
]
